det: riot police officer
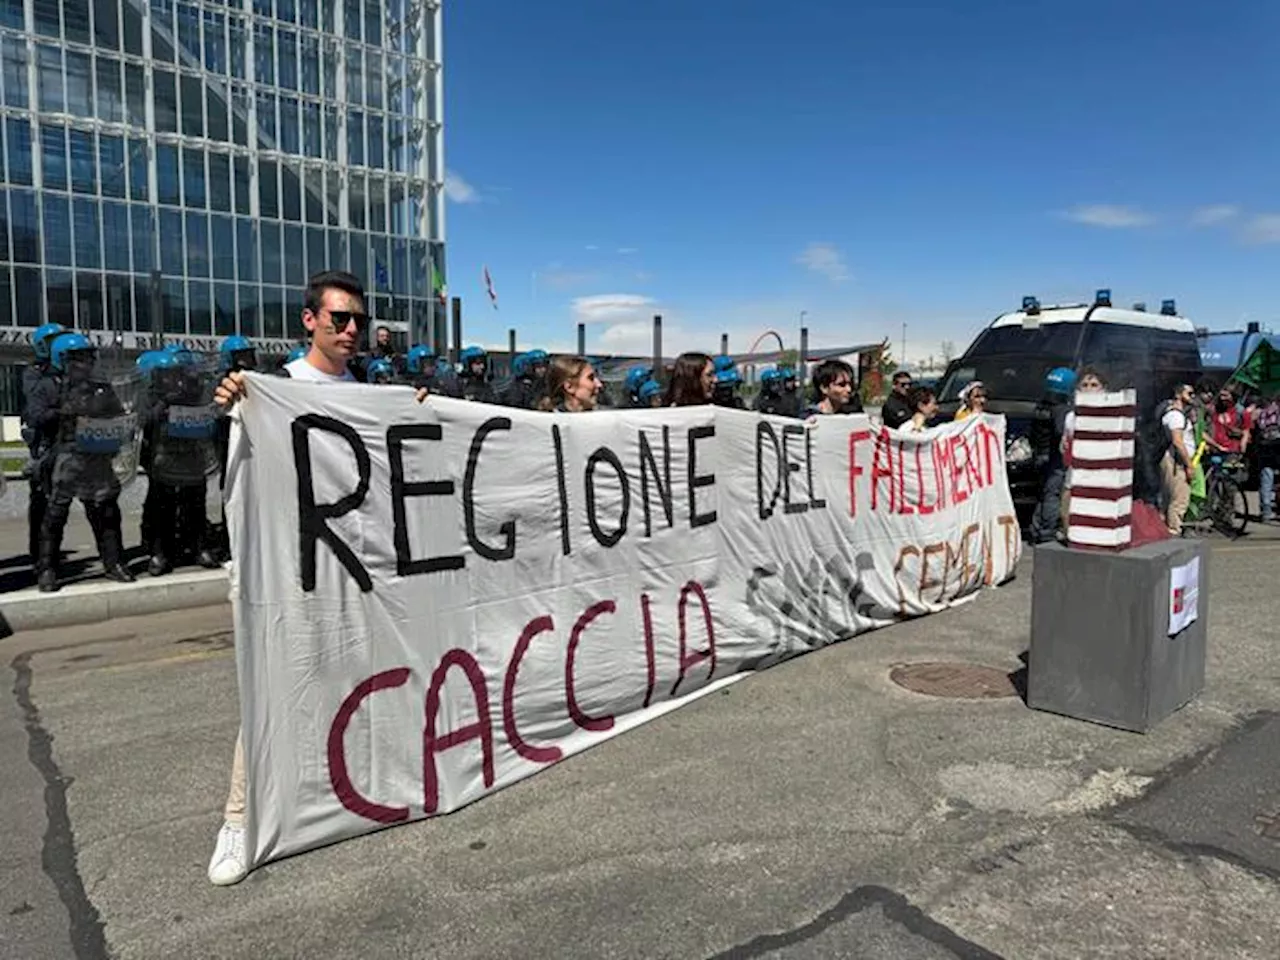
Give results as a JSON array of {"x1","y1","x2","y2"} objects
[
  {"x1": 458, "y1": 345, "x2": 497, "y2": 403},
  {"x1": 21, "y1": 322, "x2": 66, "y2": 562},
  {"x1": 405, "y1": 346, "x2": 462, "y2": 397},
  {"x1": 277, "y1": 345, "x2": 308, "y2": 376},
  {"x1": 755, "y1": 366, "x2": 802, "y2": 417},
  {"x1": 1029, "y1": 366, "x2": 1077, "y2": 544},
  {"x1": 712, "y1": 356, "x2": 747, "y2": 409},
  {"x1": 207, "y1": 337, "x2": 258, "y2": 562},
  {"x1": 143, "y1": 350, "x2": 219, "y2": 575},
  {"x1": 623, "y1": 366, "x2": 653, "y2": 408},
  {"x1": 33, "y1": 333, "x2": 135, "y2": 592},
  {"x1": 366, "y1": 357, "x2": 395, "y2": 384},
  {"x1": 499, "y1": 349, "x2": 549, "y2": 410}
]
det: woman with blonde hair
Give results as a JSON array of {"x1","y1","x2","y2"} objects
[
  {"x1": 538, "y1": 355, "x2": 603, "y2": 412},
  {"x1": 954, "y1": 381, "x2": 987, "y2": 421}
]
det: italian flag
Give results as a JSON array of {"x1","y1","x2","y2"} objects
[{"x1": 429, "y1": 259, "x2": 447, "y2": 306}]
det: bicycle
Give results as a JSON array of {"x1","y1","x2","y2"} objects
[{"x1": 1200, "y1": 453, "x2": 1249, "y2": 538}]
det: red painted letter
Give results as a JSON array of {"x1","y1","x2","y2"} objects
[
  {"x1": 672, "y1": 581, "x2": 716, "y2": 696},
  {"x1": 871, "y1": 428, "x2": 896, "y2": 512},
  {"x1": 503, "y1": 615, "x2": 564, "y2": 764},
  {"x1": 565, "y1": 600, "x2": 618, "y2": 732},
  {"x1": 423, "y1": 650, "x2": 494, "y2": 815},
  {"x1": 848, "y1": 429, "x2": 871, "y2": 517},
  {"x1": 327, "y1": 668, "x2": 413, "y2": 824}
]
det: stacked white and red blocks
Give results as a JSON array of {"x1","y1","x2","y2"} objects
[{"x1": 1066, "y1": 389, "x2": 1136, "y2": 551}]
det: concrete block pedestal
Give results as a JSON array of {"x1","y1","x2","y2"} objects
[{"x1": 1027, "y1": 539, "x2": 1208, "y2": 733}]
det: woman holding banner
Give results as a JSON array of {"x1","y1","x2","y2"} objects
[
  {"x1": 538, "y1": 356, "x2": 604, "y2": 412},
  {"x1": 664, "y1": 352, "x2": 716, "y2": 407}
]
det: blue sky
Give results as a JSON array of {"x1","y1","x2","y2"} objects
[{"x1": 441, "y1": 0, "x2": 1278, "y2": 366}]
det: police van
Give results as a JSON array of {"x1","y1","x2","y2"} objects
[{"x1": 937, "y1": 290, "x2": 1203, "y2": 506}]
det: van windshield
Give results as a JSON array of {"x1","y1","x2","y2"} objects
[{"x1": 940, "y1": 324, "x2": 1081, "y2": 402}]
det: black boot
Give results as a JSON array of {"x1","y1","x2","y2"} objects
[
  {"x1": 148, "y1": 546, "x2": 171, "y2": 577},
  {"x1": 36, "y1": 524, "x2": 64, "y2": 594},
  {"x1": 27, "y1": 481, "x2": 46, "y2": 564},
  {"x1": 98, "y1": 504, "x2": 135, "y2": 584}
]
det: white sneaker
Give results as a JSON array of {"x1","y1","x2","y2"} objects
[{"x1": 207, "y1": 821, "x2": 249, "y2": 886}]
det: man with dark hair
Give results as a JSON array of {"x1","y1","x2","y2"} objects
[{"x1": 881, "y1": 370, "x2": 912, "y2": 428}]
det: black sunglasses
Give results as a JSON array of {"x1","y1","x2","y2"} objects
[{"x1": 325, "y1": 310, "x2": 369, "y2": 332}]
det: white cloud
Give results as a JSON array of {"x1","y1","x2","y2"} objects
[
  {"x1": 1059, "y1": 204, "x2": 1155, "y2": 229},
  {"x1": 584, "y1": 244, "x2": 599, "y2": 251},
  {"x1": 1190, "y1": 204, "x2": 1240, "y2": 227},
  {"x1": 795, "y1": 242, "x2": 851, "y2": 283},
  {"x1": 572, "y1": 293, "x2": 657, "y2": 324},
  {"x1": 444, "y1": 169, "x2": 481, "y2": 204},
  {"x1": 1242, "y1": 213, "x2": 1280, "y2": 244},
  {"x1": 617, "y1": 247, "x2": 639, "y2": 255}
]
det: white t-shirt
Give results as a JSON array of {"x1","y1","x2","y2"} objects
[
  {"x1": 285, "y1": 356, "x2": 355, "y2": 382},
  {"x1": 1161, "y1": 406, "x2": 1194, "y2": 461}
]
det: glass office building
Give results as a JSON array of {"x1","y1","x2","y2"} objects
[{"x1": 0, "y1": 0, "x2": 445, "y2": 379}]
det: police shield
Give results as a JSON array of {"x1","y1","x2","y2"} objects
[
  {"x1": 64, "y1": 358, "x2": 145, "y2": 494},
  {"x1": 146, "y1": 354, "x2": 220, "y2": 487}
]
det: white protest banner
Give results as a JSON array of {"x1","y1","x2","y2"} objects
[{"x1": 225, "y1": 376, "x2": 1022, "y2": 869}]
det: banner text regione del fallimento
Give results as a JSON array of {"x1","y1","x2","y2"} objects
[{"x1": 225, "y1": 376, "x2": 1022, "y2": 869}]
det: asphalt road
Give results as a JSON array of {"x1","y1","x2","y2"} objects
[{"x1": 3, "y1": 535, "x2": 1280, "y2": 959}]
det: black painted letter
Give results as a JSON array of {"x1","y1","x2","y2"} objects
[
  {"x1": 293, "y1": 414, "x2": 372, "y2": 593},
  {"x1": 388, "y1": 423, "x2": 464, "y2": 576},
  {"x1": 463, "y1": 417, "x2": 516, "y2": 562},
  {"x1": 756, "y1": 421, "x2": 783, "y2": 520},
  {"x1": 585, "y1": 447, "x2": 631, "y2": 548},
  {"x1": 687, "y1": 425, "x2": 718, "y2": 528},
  {"x1": 638, "y1": 426, "x2": 673, "y2": 537}
]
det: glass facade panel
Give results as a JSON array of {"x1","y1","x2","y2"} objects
[
  {"x1": 15, "y1": 267, "x2": 42, "y2": 325},
  {"x1": 66, "y1": 50, "x2": 94, "y2": 117},
  {"x1": 186, "y1": 211, "x2": 209, "y2": 277},
  {"x1": 182, "y1": 147, "x2": 206, "y2": 209},
  {"x1": 154, "y1": 70, "x2": 178, "y2": 133},
  {"x1": 73, "y1": 198, "x2": 101, "y2": 269},
  {"x1": 3, "y1": 36, "x2": 30, "y2": 109},
  {"x1": 106, "y1": 274, "x2": 132, "y2": 336},
  {"x1": 77, "y1": 271, "x2": 104, "y2": 330},
  {"x1": 157, "y1": 144, "x2": 180, "y2": 205},
  {"x1": 130, "y1": 203, "x2": 153, "y2": 274},
  {"x1": 65, "y1": 0, "x2": 92, "y2": 45},
  {"x1": 189, "y1": 280, "x2": 212, "y2": 335},
  {"x1": 133, "y1": 275, "x2": 152, "y2": 334},
  {"x1": 42, "y1": 125, "x2": 68, "y2": 192},
  {"x1": 37, "y1": 44, "x2": 63, "y2": 113},
  {"x1": 284, "y1": 224, "x2": 305, "y2": 285},
  {"x1": 238, "y1": 283, "x2": 259, "y2": 336},
  {"x1": 103, "y1": 201, "x2": 131, "y2": 272},
  {"x1": 209, "y1": 153, "x2": 232, "y2": 212},
  {"x1": 125, "y1": 63, "x2": 146, "y2": 126},
  {"x1": 162, "y1": 277, "x2": 185, "y2": 334},
  {"x1": 6, "y1": 119, "x2": 33, "y2": 186},
  {"x1": 236, "y1": 218, "x2": 256, "y2": 282},
  {"x1": 260, "y1": 221, "x2": 281, "y2": 283},
  {"x1": 96, "y1": 56, "x2": 124, "y2": 123},
  {"x1": 94, "y1": 0, "x2": 121, "y2": 50},
  {"x1": 70, "y1": 130, "x2": 98, "y2": 194},
  {"x1": 214, "y1": 282, "x2": 236, "y2": 336},
  {"x1": 47, "y1": 269, "x2": 75, "y2": 326},
  {"x1": 263, "y1": 288, "x2": 284, "y2": 338},
  {"x1": 127, "y1": 137, "x2": 148, "y2": 200},
  {"x1": 43, "y1": 195, "x2": 72, "y2": 266},
  {"x1": 211, "y1": 215, "x2": 235, "y2": 280},
  {"x1": 159, "y1": 209, "x2": 183, "y2": 275},
  {"x1": 101, "y1": 136, "x2": 126, "y2": 198}
]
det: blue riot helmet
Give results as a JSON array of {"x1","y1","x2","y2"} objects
[
  {"x1": 33, "y1": 322, "x2": 66, "y2": 361},
  {"x1": 50, "y1": 332, "x2": 96, "y2": 375},
  {"x1": 510, "y1": 351, "x2": 530, "y2": 378},
  {"x1": 219, "y1": 334, "x2": 257, "y2": 372},
  {"x1": 406, "y1": 345, "x2": 436, "y2": 375},
  {"x1": 135, "y1": 350, "x2": 165, "y2": 376},
  {"x1": 515, "y1": 348, "x2": 549, "y2": 379},
  {"x1": 460, "y1": 345, "x2": 488, "y2": 378},
  {"x1": 715, "y1": 362, "x2": 742, "y2": 387},
  {"x1": 163, "y1": 342, "x2": 186, "y2": 354},
  {"x1": 1045, "y1": 367, "x2": 1078, "y2": 397},
  {"x1": 638, "y1": 378, "x2": 663, "y2": 405},
  {"x1": 366, "y1": 357, "x2": 394, "y2": 384},
  {"x1": 286, "y1": 345, "x2": 308, "y2": 364},
  {"x1": 760, "y1": 367, "x2": 784, "y2": 389},
  {"x1": 624, "y1": 365, "x2": 652, "y2": 396},
  {"x1": 713, "y1": 355, "x2": 737, "y2": 375}
]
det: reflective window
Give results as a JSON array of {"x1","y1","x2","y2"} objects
[
  {"x1": 162, "y1": 277, "x2": 185, "y2": 333},
  {"x1": 238, "y1": 283, "x2": 259, "y2": 336},
  {"x1": 100, "y1": 136, "x2": 126, "y2": 198},
  {"x1": 319, "y1": 0, "x2": 333, "y2": 34},
  {"x1": 369, "y1": 177, "x2": 386, "y2": 233},
  {"x1": 127, "y1": 138, "x2": 148, "y2": 201},
  {"x1": 182, "y1": 147, "x2": 206, "y2": 209},
  {"x1": 181, "y1": 74, "x2": 204, "y2": 138},
  {"x1": 229, "y1": 17, "x2": 247, "y2": 80},
  {"x1": 263, "y1": 287, "x2": 284, "y2": 338},
  {"x1": 392, "y1": 238, "x2": 407, "y2": 294},
  {"x1": 254, "y1": 24, "x2": 274, "y2": 86},
  {"x1": 304, "y1": 167, "x2": 323, "y2": 223},
  {"x1": 94, "y1": 0, "x2": 120, "y2": 50},
  {"x1": 159, "y1": 209, "x2": 183, "y2": 276},
  {"x1": 130, "y1": 203, "x2": 153, "y2": 273},
  {"x1": 106, "y1": 274, "x2": 132, "y2": 335},
  {"x1": 233, "y1": 156, "x2": 251, "y2": 215},
  {"x1": 103, "y1": 201, "x2": 131, "y2": 271},
  {"x1": 125, "y1": 63, "x2": 146, "y2": 127},
  {"x1": 367, "y1": 115, "x2": 384, "y2": 171},
  {"x1": 260, "y1": 221, "x2": 281, "y2": 283},
  {"x1": 279, "y1": 30, "x2": 298, "y2": 91},
  {"x1": 43, "y1": 195, "x2": 73, "y2": 266},
  {"x1": 371, "y1": 235, "x2": 388, "y2": 291},
  {"x1": 2, "y1": 36, "x2": 29, "y2": 109},
  {"x1": 410, "y1": 241, "x2": 427, "y2": 298},
  {"x1": 389, "y1": 180, "x2": 406, "y2": 235},
  {"x1": 259, "y1": 159, "x2": 278, "y2": 219},
  {"x1": 349, "y1": 231, "x2": 368, "y2": 284},
  {"x1": 0, "y1": 266, "x2": 11, "y2": 329},
  {"x1": 209, "y1": 153, "x2": 232, "y2": 212},
  {"x1": 323, "y1": 105, "x2": 338, "y2": 161},
  {"x1": 301, "y1": 35, "x2": 320, "y2": 95},
  {"x1": 322, "y1": 40, "x2": 337, "y2": 99},
  {"x1": 96, "y1": 56, "x2": 124, "y2": 123},
  {"x1": 42, "y1": 125, "x2": 68, "y2": 192},
  {"x1": 303, "y1": 102, "x2": 321, "y2": 158},
  {"x1": 235, "y1": 217, "x2": 256, "y2": 281},
  {"x1": 73, "y1": 198, "x2": 101, "y2": 269},
  {"x1": 0, "y1": 191, "x2": 8, "y2": 262},
  {"x1": 348, "y1": 110, "x2": 365, "y2": 166},
  {"x1": 327, "y1": 229, "x2": 345, "y2": 272},
  {"x1": 366, "y1": 53, "x2": 383, "y2": 110},
  {"x1": 286, "y1": 287, "x2": 304, "y2": 339},
  {"x1": 280, "y1": 97, "x2": 300, "y2": 155},
  {"x1": 1, "y1": 0, "x2": 23, "y2": 30},
  {"x1": 157, "y1": 144, "x2": 180, "y2": 205},
  {"x1": 343, "y1": 0, "x2": 362, "y2": 41},
  {"x1": 306, "y1": 227, "x2": 325, "y2": 277},
  {"x1": 9, "y1": 189, "x2": 39, "y2": 263},
  {"x1": 65, "y1": 0, "x2": 92, "y2": 44},
  {"x1": 364, "y1": 0, "x2": 382, "y2": 47},
  {"x1": 256, "y1": 89, "x2": 277, "y2": 145},
  {"x1": 253, "y1": 0, "x2": 272, "y2": 17},
  {"x1": 154, "y1": 70, "x2": 179, "y2": 133},
  {"x1": 214, "y1": 282, "x2": 236, "y2": 336},
  {"x1": 348, "y1": 173, "x2": 365, "y2": 229},
  {"x1": 46, "y1": 269, "x2": 75, "y2": 326},
  {"x1": 325, "y1": 167, "x2": 340, "y2": 226},
  {"x1": 178, "y1": 3, "x2": 201, "y2": 62},
  {"x1": 66, "y1": 50, "x2": 93, "y2": 117},
  {"x1": 186, "y1": 211, "x2": 209, "y2": 277},
  {"x1": 299, "y1": 0, "x2": 317, "y2": 29},
  {"x1": 70, "y1": 129, "x2": 98, "y2": 194},
  {"x1": 207, "y1": 85, "x2": 229, "y2": 143},
  {"x1": 211, "y1": 215, "x2": 235, "y2": 280},
  {"x1": 347, "y1": 46, "x2": 363, "y2": 106},
  {"x1": 6, "y1": 119, "x2": 33, "y2": 186},
  {"x1": 77, "y1": 272, "x2": 104, "y2": 330},
  {"x1": 278, "y1": 0, "x2": 296, "y2": 22},
  {"x1": 231, "y1": 84, "x2": 250, "y2": 146},
  {"x1": 15, "y1": 266, "x2": 42, "y2": 324},
  {"x1": 284, "y1": 224, "x2": 305, "y2": 284},
  {"x1": 281, "y1": 161, "x2": 301, "y2": 222},
  {"x1": 122, "y1": 3, "x2": 142, "y2": 56},
  {"x1": 33, "y1": 1, "x2": 60, "y2": 38},
  {"x1": 37, "y1": 45, "x2": 64, "y2": 114}
]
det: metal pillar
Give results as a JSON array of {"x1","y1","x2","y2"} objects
[
  {"x1": 508, "y1": 328, "x2": 516, "y2": 356},
  {"x1": 652, "y1": 315, "x2": 663, "y2": 382},
  {"x1": 450, "y1": 296, "x2": 462, "y2": 365},
  {"x1": 799, "y1": 326, "x2": 810, "y2": 392},
  {"x1": 577, "y1": 322, "x2": 586, "y2": 357},
  {"x1": 720, "y1": 333, "x2": 728, "y2": 356}
]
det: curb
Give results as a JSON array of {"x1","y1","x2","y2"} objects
[{"x1": 0, "y1": 568, "x2": 230, "y2": 634}]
